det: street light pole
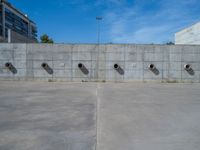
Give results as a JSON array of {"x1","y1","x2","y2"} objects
[
  {"x1": 96, "y1": 16, "x2": 102, "y2": 44},
  {"x1": 95, "y1": 16, "x2": 102, "y2": 81}
]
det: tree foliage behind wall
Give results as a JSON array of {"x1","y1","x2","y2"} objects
[
  {"x1": 40, "y1": 34, "x2": 54, "y2": 43},
  {"x1": 166, "y1": 41, "x2": 175, "y2": 45}
]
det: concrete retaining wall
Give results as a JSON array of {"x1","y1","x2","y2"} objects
[{"x1": 0, "y1": 43, "x2": 200, "y2": 82}]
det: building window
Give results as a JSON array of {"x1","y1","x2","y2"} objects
[{"x1": 5, "y1": 8, "x2": 29, "y2": 37}]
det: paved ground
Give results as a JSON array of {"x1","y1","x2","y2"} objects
[
  {"x1": 0, "y1": 81, "x2": 200, "y2": 150},
  {"x1": 0, "y1": 82, "x2": 96, "y2": 150}
]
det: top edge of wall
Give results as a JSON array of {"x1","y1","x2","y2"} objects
[{"x1": 0, "y1": 43, "x2": 200, "y2": 47}]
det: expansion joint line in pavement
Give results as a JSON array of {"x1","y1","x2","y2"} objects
[{"x1": 95, "y1": 83, "x2": 101, "y2": 150}]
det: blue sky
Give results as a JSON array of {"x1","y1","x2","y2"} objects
[{"x1": 9, "y1": 0, "x2": 200, "y2": 44}]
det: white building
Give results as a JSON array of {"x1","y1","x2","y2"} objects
[{"x1": 175, "y1": 22, "x2": 200, "y2": 45}]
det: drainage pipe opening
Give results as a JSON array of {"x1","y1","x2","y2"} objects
[
  {"x1": 41, "y1": 63, "x2": 48, "y2": 68},
  {"x1": 5, "y1": 62, "x2": 12, "y2": 69},
  {"x1": 148, "y1": 64, "x2": 155, "y2": 70},
  {"x1": 78, "y1": 63, "x2": 83, "y2": 68},
  {"x1": 184, "y1": 64, "x2": 191, "y2": 70},
  {"x1": 114, "y1": 64, "x2": 119, "y2": 70}
]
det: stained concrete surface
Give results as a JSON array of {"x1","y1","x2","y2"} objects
[
  {"x1": 1, "y1": 44, "x2": 200, "y2": 82},
  {"x1": 97, "y1": 83, "x2": 200, "y2": 150},
  {"x1": 0, "y1": 81, "x2": 200, "y2": 150},
  {"x1": 0, "y1": 82, "x2": 96, "y2": 150}
]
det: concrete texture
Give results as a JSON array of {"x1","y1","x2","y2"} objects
[
  {"x1": 0, "y1": 81, "x2": 96, "y2": 150},
  {"x1": 0, "y1": 44, "x2": 200, "y2": 82},
  {"x1": 97, "y1": 83, "x2": 200, "y2": 150},
  {"x1": 175, "y1": 22, "x2": 200, "y2": 45},
  {"x1": 0, "y1": 81, "x2": 200, "y2": 150}
]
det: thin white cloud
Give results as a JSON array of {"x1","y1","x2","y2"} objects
[
  {"x1": 103, "y1": 0, "x2": 200, "y2": 44},
  {"x1": 113, "y1": 25, "x2": 173, "y2": 43}
]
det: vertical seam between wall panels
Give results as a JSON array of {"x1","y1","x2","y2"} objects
[
  {"x1": 32, "y1": 44, "x2": 34, "y2": 80},
  {"x1": 105, "y1": 46, "x2": 107, "y2": 82},
  {"x1": 70, "y1": 45, "x2": 73, "y2": 82},
  {"x1": 26, "y1": 43, "x2": 27, "y2": 80},
  {"x1": 123, "y1": 45, "x2": 125, "y2": 81},
  {"x1": 142, "y1": 47, "x2": 144, "y2": 82},
  {"x1": 162, "y1": 47, "x2": 164, "y2": 82},
  {"x1": 198, "y1": 49, "x2": 200, "y2": 83},
  {"x1": 181, "y1": 46, "x2": 183, "y2": 81},
  {"x1": 97, "y1": 44, "x2": 100, "y2": 81},
  {"x1": 51, "y1": 48, "x2": 53, "y2": 81},
  {"x1": 12, "y1": 44, "x2": 14, "y2": 79},
  {"x1": 90, "y1": 46, "x2": 93, "y2": 81},
  {"x1": 168, "y1": 47, "x2": 170, "y2": 81},
  {"x1": 94, "y1": 45, "x2": 96, "y2": 81}
]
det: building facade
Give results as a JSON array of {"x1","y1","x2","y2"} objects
[
  {"x1": 0, "y1": 0, "x2": 37, "y2": 43},
  {"x1": 175, "y1": 22, "x2": 200, "y2": 45}
]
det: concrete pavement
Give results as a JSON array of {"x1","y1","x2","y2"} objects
[
  {"x1": 0, "y1": 82, "x2": 96, "y2": 150},
  {"x1": 0, "y1": 81, "x2": 200, "y2": 150}
]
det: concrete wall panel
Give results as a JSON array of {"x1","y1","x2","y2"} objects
[
  {"x1": 0, "y1": 44, "x2": 200, "y2": 82},
  {"x1": 0, "y1": 50, "x2": 13, "y2": 60}
]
